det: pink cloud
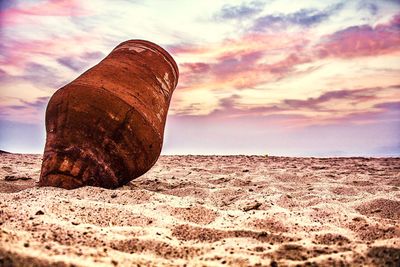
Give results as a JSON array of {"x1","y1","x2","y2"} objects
[
  {"x1": 0, "y1": 0, "x2": 90, "y2": 26},
  {"x1": 177, "y1": 52, "x2": 311, "y2": 91},
  {"x1": 175, "y1": 32, "x2": 311, "y2": 91},
  {"x1": 315, "y1": 14, "x2": 400, "y2": 59},
  {"x1": 171, "y1": 32, "x2": 308, "y2": 57},
  {"x1": 172, "y1": 14, "x2": 400, "y2": 93},
  {"x1": 1, "y1": 35, "x2": 95, "y2": 71},
  {"x1": 168, "y1": 44, "x2": 209, "y2": 55}
]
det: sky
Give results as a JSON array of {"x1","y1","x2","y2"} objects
[{"x1": 0, "y1": 0, "x2": 399, "y2": 156}]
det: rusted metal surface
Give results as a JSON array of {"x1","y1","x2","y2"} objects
[{"x1": 39, "y1": 40, "x2": 179, "y2": 189}]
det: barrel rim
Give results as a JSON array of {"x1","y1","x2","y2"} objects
[{"x1": 114, "y1": 39, "x2": 179, "y2": 85}]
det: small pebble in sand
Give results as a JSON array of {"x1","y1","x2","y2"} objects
[
  {"x1": 35, "y1": 210, "x2": 44, "y2": 215},
  {"x1": 5, "y1": 175, "x2": 32, "y2": 181},
  {"x1": 242, "y1": 202, "x2": 262, "y2": 212}
]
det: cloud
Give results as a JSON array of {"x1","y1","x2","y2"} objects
[
  {"x1": 166, "y1": 10, "x2": 393, "y2": 100},
  {"x1": 216, "y1": 1, "x2": 265, "y2": 20},
  {"x1": 0, "y1": 96, "x2": 49, "y2": 124},
  {"x1": 211, "y1": 50, "x2": 266, "y2": 88},
  {"x1": 0, "y1": 0, "x2": 17, "y2": 11},
  {"x1": 167, "y1": 43, "x2": 211, "y2": 55},
  {"x1": 165, "y1": 90, "x2": 400, "y2": 156},
  {"x1": 175, "y1": 13, "x2": 400, "y2": 93},
  {"x1": 177, "y1": 51, "x2": 311, "y2": 91},
  {"x1": 208, "y1": 94, "x2": 284, "y2": 119},
  {"x1": 251, "y1": 3, "x2": 343, "y2": 31},
  {"x1": 173, "y1": 32, "x2": 310, "y2": 91},
  {"x1": 173, "y1": 84, "x2": 400, "y2": 130},
  {"x1": 0, "y1": 0, "x2": 90, "y2": 26},
  {"x1": 280, "y1": 85, "x2": 400, "y2": 125},
  {"x1": 384, "y1": 0, "x2": 400, "y2": 4},
  {"x1": 81, "y1": 51, "x2": 104, "y2": 61},
  {"x1": 281, "y1": 87, "x2": 379, "y2": 111},
  {"x1": 167, "y1": 11, "x2": 400, "y2": 127},
  {"x1": 359, "y1": 2, "x2": 379, "y2": 15},
  {"x1": 0, "y1": 61, "x2": 74, "y2": 91},
  {"x1": 57, "y1": 57, "x2": 85, "y2": 72},
  {"x1": 0, "y1": 35, "x2": 103, "y2": 98},
  {"x1": 17, "y1": 62, "x2": 64, "y2": 88},
  {"x1": 0, "y1": 35, "x2": 94, "y2": 70},
  {"x1": 374, "y1": 101, "x2": 400, "y2": 111},
  {"x1": 181, "y1": 62, "x2": 210, "y2": 73},
  {"x1": 315, "y1": 13, "x2": 400, "y2": 58},
  {"x1": 56, "y1": 51, "x2": 105, "y2": 72},
  {"x1": 7, "y1": 96, "x2": 49, "y2": 110}
]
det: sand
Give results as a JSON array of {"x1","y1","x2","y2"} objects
[{"x1": 0, "y1": 153, "x2": 399, "y2": 266}]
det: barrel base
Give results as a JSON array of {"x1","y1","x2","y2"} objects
[
  {"x1": 40, "y1": 147, "x2": 121, "y2": 189},
  {"x1": 39, "y1": 174, "x2": 84, "y2": 190}
]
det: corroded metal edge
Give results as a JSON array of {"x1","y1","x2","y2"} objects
[{"x1": 113, "y1": 39, "x2": 179, "y2": 88}]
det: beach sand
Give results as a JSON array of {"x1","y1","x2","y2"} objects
[{"x1": 0, "y1": 153, "x2": 399, "y2": 266}]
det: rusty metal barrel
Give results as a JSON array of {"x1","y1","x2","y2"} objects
[{"x1": 39, "y1": 40, "x2": 179, "y2": 189}]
